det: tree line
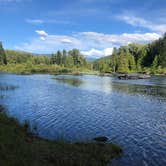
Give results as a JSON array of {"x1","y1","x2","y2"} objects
[
  {"x1": 0, "y1": 45, "x2": 89, "y2": 69},
  {"x1": 93, "y1": 33, "x2": 166, "y2": 74},
  {"x1": 50, "y1": 49, "x2": 88, "y2": 68},
  {"x1": 0, "y1": 33, "x2": 166, "y2": 74},
  {"x1": 0, "y1": 42, "x2": 7, "y2": 65}
]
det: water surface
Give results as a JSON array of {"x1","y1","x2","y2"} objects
[{"x1": 0, "y1": 73, "x2": 166, "y2": 166}]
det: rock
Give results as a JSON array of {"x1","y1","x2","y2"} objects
[
  {"x1": 117, "y1": 74, "x2": 151, "y2": 80},
  {"x1": 93, "y1": 136, "x2": 109, "y2": 142}
]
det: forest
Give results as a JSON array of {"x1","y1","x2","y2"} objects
[
  {"x1": 93, "y1": 34, "x2": 166, "y2": 74},
  {"x1": 0, "y1": 47, "x2": 92, "y2": 74},
  {"x1": 0, "y1": 34, "x2": 166, "y2": 74}
]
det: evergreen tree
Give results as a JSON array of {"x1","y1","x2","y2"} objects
[
  {"x1": 117, "y1": 54, "x2": 129, "y2": 73},
  {"x1": 152, "y1": 55, "x2": 159, "y2": 69},
  {"x1": 128, "y1": 54, "x2": 136, "y2": 71},
  {"x1": 65, "y1": 55, "x2": 74, "y2": 68},
  {"x1": 0, "y1": 42, "x2": 7, "y2": 65},
  {"x1": 62, "y1": 49, "x2": 67, "y2": 65},
  {"x1": 56, "y1": 51, "x2": 62, "y2": 65},
  {"x1": 50, "y1": 53, "x2": 56, "y2": 64}
]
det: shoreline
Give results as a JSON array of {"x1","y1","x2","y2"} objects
[
  {"x1": 0, "y1": 105, "x2": 122, "y2": 166},
  {"x1": 0, "y1": 70, "x2": 166, "y2": 77}
]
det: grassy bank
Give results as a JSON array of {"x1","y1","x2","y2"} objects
[
  {"x1": 1, "y1": 64, "x2": 166, "y2": 76},
  {"x1": 0, "y1": 64, "x2": 97, "y2": 75},
  {"x1": 0, "y1": 106, "x2": 122, "y2": 166}
]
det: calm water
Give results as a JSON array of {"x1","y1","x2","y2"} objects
[{"x1": 0, "y1": 73, "x2": 166, "y2": 166}]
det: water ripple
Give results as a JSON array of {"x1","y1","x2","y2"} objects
[{"x1": 0, "y1": 73, "x2": 166, "y2": 166}]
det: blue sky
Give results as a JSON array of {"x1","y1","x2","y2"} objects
[{"x1": 0, "y1": 0, "x2": 166, "y2": 58}]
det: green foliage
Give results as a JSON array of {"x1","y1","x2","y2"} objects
[
  {"x1": 0, "y1": 47, "x2": 93, "y2": 74},
  {"x1": 93, "y1": 34, "x2": 166, "y2": 74},
  {"x1": 128, "y1": 54, "x2": 136, "y2": 71},
  {"x1": 51, "y1": 49, "x2": 88, "y2": 68},
  {"x1": 117, "y1": 54, "x2": 129, "y2": 73},
  {"x1": 152, "y1": 55, "x2": 159, "y2": 69},
  {"x1": 5, "y1": 50, "x2": 50, "y2": 65},
  {"x1": 0, "y1": 42, "x2": 7, "y2": 65},
  {"x1": 1, "y1": 33, "x2": 166, "y2": 75}
]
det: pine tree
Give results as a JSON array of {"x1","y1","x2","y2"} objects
[
  {"x1": 65, "y1": 55, "x2": 74, "y2": 68},
  {"x1": 152, "y1": 55, "x2": 159, "y2": 69},
  {"x1": 56, "y1": 51, "x2": 62, "y2": 65},
  {"x1": 117, "y1": 52, "x2": 129, "y2": 73},
  {"x1": 0, "y1": 42, "x2": 7, "y2": 65},
  {"x1": 128, "y1": 54, "x2": 136, "y2": 71},
  {"x1": 62, "y1": 49, "x2": 67, "y2": 65}
]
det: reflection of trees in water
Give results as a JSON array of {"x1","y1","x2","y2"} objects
[
  {"x1": 0, "y1": 95, "x2": 5, "y2": 99},
  {"x1": 0, "y1": 84, "x2": 18, "y2": 100},
  {"x1": 0, "y1": 84, "x2": 17, "y2": 91},
  {"x1": 53, "y1": 76, "x2": 166, "y2": 99},
  {"x1": 54, "y1": 77, "x2": 84, "y2": 87},
  {"x1": 111, "y1": 82, "x2": 166, "y2": 99}
]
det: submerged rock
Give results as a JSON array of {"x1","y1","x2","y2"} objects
[{"x1": 93, "y1": 136, "x2": 109, "y2": 142}]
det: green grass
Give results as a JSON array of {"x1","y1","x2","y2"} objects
[
  {"x1": 2, "y1": 64, "x2": 165, "y2": 76},
  {"x1": 0, "y1": 64, "x2": 96, "y2": 75},
  {"x1": 0, "y1": 106, "x2": 122, "y2": 166}
]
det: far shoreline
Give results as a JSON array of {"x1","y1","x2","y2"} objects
[{"x1": 0, "y1": 70, "x2": 166, "y2": 77}]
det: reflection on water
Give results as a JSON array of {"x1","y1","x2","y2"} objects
[
  {"x1": 0, "y1": 74, "x2": 166, "y2": 166},
  {"x1": 111, "y1": 82, "x2": 166, "y2": 99},
  {"x1": 0, "y1": 83, "x2": 18, "y2": 100},
  {"x1": 53, "y1": 75, "x2": 166, "y2": 100},
  {"x1": 53, "y1": 77, "x2": 84, "y2": 87},
  {"x1": 0, "y1": 83, "x2": 17, "y2": 91}
]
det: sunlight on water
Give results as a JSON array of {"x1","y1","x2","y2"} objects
[{"x1": 0, "y1": 73, "x2": 166, "y2": 166}]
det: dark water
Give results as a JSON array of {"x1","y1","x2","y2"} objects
[{"x1": 0, "y1": 73, "x2": 166, "y2": 166}]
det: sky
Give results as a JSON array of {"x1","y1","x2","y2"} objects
[{"x1": 0, "y1": 0, "x2": 166, "y2": 58}]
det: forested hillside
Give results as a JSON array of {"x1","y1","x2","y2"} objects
[
  {"x1": 0, "y1": 44, "x2": 91, "y2": 74},
  {"x1": 0, "y1": 33, "x2": 166, "y2": 74},
  {"x1": 5, "y1": 50, "x2": 50, "y2": 65},
  {"x1": 5, "y1": 49, "x2": 88, "y2": 68},
  {"x1": 93, "y1": 34, "x2": 166, "y2": 74}
]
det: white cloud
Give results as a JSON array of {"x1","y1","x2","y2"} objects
[
  {"x1": 35, "y1": 30, "x2": 48, "y2": 37},
  {"x1": 81, "y1": 48, "x2": 113, "y2": 57},
  {"x1": 26, "y1": 19, "x2": 44, "y2": 24},
  {"x1": 78, "y1": 32, "x2": 160, "y2": 47},
  {"x1": 117, "y1": 14, "x2": 166, "y2": 33},
  {"x1": 0, "y1": 0, "x2": 26, "y2": 2},
  {"x1": 40, "y1": 36, "x2": 46, "y2": 41},
  {"x1": 26, "y1": 18, "x2": 70, "y2": 25},
  {"x1": 15, "y1": 30, "x2": 161, "y2": 58},
  {"x1": 104, "y1": 48, "x2": 113, "y2": 56},
  {"x1": 81, "y1": 49, "x2": 104, "y2": 56},
  {"x1": 61, "y1": 38, "x2": 73, "y2": 44}
]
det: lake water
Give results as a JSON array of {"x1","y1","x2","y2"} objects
[{"x1": 0, "y1": 73, "x2": 166, "y2": 166}]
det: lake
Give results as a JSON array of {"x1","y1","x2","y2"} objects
[{"x1": 0, "y1": 73, "x2": 166, "y2": 166}]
